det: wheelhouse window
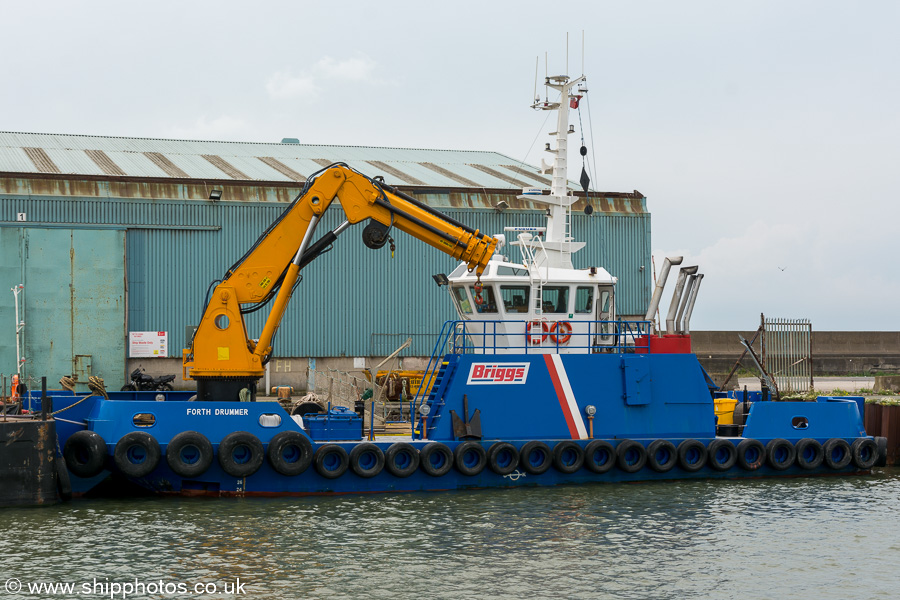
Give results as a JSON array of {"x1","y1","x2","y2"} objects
[
  {"x1": 448, "y1": 264, "x2": 468, "y2": 278},
  {"x1": 469, "y1": 285, "x2": 498, "y2": 314},
  {"x1": 451, "y1": 287, "x2": 472, "y2": 314},
  {"x1": 542, "y1": 286, "x2": 569, "y2": 314},
  {"x1": 575, "y1": 286, "x2": 594, "y2": 314},
  {"x1": 500, "y1": 286, "x2": 529, "y2": 314}
]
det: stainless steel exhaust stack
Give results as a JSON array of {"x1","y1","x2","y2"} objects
[
  {"x1": 644, "y1": 256, "x2": 683, "y2": 332},
  {"x1": 682, "y1": 273, "x2": 704, "y2": 334},
  {"x1": 675, "y1": 274, "x2": 698, "y2": 333},
  {"x1": 666, "y1": 266, "x2": 698, "y2": 335}
]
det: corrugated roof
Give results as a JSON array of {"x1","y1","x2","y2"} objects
[{"x1": 0, "y1": 131, "x2": 579, "y2": 190}]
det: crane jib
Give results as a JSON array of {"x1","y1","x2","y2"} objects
[
  {"x1": 379, "y1": 182, "x2": 478, "y2": 236},
  {"x1": 371, "y1": 197, "x2": 469, "y2": 249}
]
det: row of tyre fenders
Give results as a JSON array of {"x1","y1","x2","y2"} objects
[{"x1": 62, "y1": 429, "x2": 881, "y2": 481}]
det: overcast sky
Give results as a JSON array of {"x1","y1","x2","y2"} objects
[{"x1": 3, "y1": 1, "x2": 898, "y2": 331}]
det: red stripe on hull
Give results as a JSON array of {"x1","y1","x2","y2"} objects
[{"x1": 543, "y1": 355, "x2": 579, "y2": 439}]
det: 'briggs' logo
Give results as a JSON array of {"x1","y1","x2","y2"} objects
[{"x1": 467, "y1": 362, "x2": 529, "y2": 385}]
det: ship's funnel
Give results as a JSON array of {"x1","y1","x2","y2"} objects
[{"x1": 645, "y1": 256, "x2": 683, "y2": 329}]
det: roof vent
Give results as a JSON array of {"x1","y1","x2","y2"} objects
[{"x1": 281, "y1": 138, "x2": 300, "y2": 144}]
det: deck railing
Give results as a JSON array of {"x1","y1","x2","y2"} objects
[
  {"x1": 412, "y1": 320, "x2": 655, "y2": 417},
  {"x1": 446, "y1": 319, "x2": 653, "y2": 354}
]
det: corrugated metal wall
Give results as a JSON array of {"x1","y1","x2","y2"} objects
[{"x1": 1, "y1": 194, "x2": 650, "y2": 357}]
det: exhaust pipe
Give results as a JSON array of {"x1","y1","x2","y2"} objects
[
  {"x1": 645, "y1": 256, "x2": 683, "y2": 330},
  {"x1": 681, "y1": 273, "x2": 704, "y2": 335},
  {"x1": 666, "y1": 266, "x2": 698, "y2": 335},
  {"x1": 675, "y1": 274, "x2": 697, "y2": 333}
]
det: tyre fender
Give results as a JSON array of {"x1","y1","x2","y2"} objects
[
  {"x1": 63, "y1": 430, "x2": 107, "y2": 478},
  {"x1": 519, "y1": 441, "x2": 552, "y2": 475},
  {"x1": 217, "y1": 431, "x2": 265, "y2": 478},
  {"x1": 487, "y1": 442, "x2": 519, "y2": 475},
  {"x1": 267, "y1": 431, "x2": 314, "y2": 476},
  {"x1": 794, "y1": 438, "x2": 824, "y2": 470},
  {"x1": 823, "y1": 438, "x2": 852, "y2": 470},
  {"x1": 736, "y1": 438, "x2": 765, "y2": 471},
  {"x1": 166, "y1": 431, "x2": 214, "y2": 478},
  {"x1": 420, "y1": 442, "x2": 454, "y2": 477},
  {"x1": 349, "y1": 443, "x2": 384, "y2": 478},
  {"x1": 384, "y1": 442, "x2": 420, "y2": 478},
  {"x1": 584, "y1": 440, "x2": 616, "y2": 474},
  {"x1": 850, "y1": 437, "x2": 878, "y2": 470},
  {"x1": 646, "y1": 439, "x2": 677, "y2": 473},
  {"x1": 454, "y1": 441, "x2": 487, "y2": 476},
  {"x1": 552, "y1": 441, "x2": 584, "y2": 474},
  {"x1": 616, "y1": 439, "x2": 647, "y2": 474},
  {"x1": 114, "y1": 431, "x2": 161, "y2": 478},
  {"x1": 677, "y1": 439, "x2": 707, "y2": 472},
  {"x1": 707, "y1": 439, "x2": 737, "y2": 472}
]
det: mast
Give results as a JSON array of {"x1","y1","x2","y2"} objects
[{"x1": 518, "y1": 74, "x2": 587, "y2": 269}]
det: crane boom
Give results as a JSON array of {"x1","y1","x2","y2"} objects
[{"x1": 183, "y1": 164, "x2": 497, "y2": 401}]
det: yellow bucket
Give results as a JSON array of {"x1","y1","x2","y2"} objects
[{"x1": 714, "y1": 398, "x2": 737, "y2": 425}]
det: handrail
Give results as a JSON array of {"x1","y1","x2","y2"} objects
[
  {"x1": 441, "y1": 319, "x2": 654, "y2": 354},
  {"x1": 412, "y1": 320, "x2": 456, "y2": 411}
]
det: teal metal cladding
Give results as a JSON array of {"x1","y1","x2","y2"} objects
[{"x1": 1, "y1": 194, "x2": 650, "y2": 358}]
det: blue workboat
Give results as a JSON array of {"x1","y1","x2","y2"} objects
[{"x1": 51, "y1": 68, "x2": 883, "y2": 498}]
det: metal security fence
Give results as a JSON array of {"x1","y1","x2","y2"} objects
[{"x1": 763, "y1": 316, "x2": 813, "y2": 394}]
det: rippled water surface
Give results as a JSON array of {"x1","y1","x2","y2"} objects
[{"x1": 3, "y1": 469, "x2": 899, "y2": 599}]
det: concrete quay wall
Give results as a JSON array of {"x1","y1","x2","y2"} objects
[{"x1": 692, "y1": 331, "x2": 900, "y2": 375}]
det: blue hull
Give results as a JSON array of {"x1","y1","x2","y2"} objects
[{"x1": 48, "y1": 352, "x2": 879, "y2": 497}]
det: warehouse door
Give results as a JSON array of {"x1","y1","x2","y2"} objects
[{"x1": 0, "y1": 228, "x2": 125, "y2": 387}]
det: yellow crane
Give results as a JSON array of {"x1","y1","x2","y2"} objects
[{"x1": 183, "y1": 164, "x2": 497, "y2": 401}]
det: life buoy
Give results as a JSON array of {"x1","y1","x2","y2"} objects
[
  {"x1": 550, "y1": 321, "x2": 572, "y2": 344},
  {"x1": 217, "y1": 431, "x2": 265, "y2": 478},
  {"x1": 166, "y1": 431, "x2": 214, "y2": 478},
  {"x1": 526, "y1": 321, "x2": 548, "y2": 345},
  {"x1": 114, "y1": 431, "x2": 161, "y2": 478}
]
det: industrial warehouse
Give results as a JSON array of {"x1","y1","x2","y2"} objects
[{"x1": 0, "y1": 131, "x2": 651, "y2": 392}]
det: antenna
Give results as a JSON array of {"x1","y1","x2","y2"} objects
[
  {"x1": 566, "y1": 32, "x2": 569, "y2": 76},
  {"x1": 544, "y1": 52, "x2": 548, "y2": 100},
  {"x1": 533, "y1": 56, "x2": 539, "y2": 102},
  {"x1": 582, "y1": 30, "x2": 585, "y2": 75}
]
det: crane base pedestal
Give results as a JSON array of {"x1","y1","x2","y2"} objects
[{"x1": 194, "y1": 377, "x2": 258, "y2": 402}]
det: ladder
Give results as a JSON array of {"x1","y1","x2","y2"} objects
[
  {"x1": 419, "y1": 356, "x2": 460, "y2": 439},
  {"x1": 520, "y1": 236, "x2": 549, "y2": 316}
]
